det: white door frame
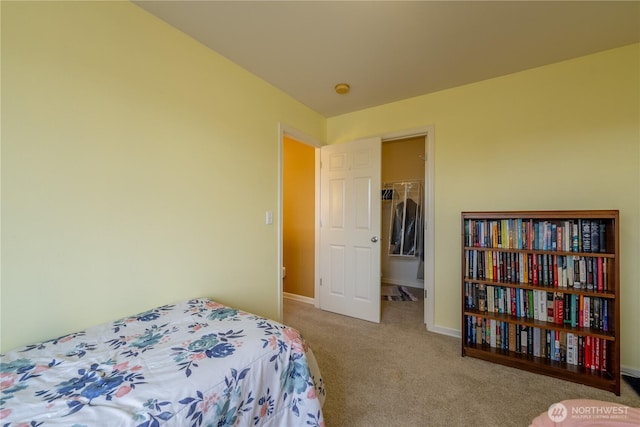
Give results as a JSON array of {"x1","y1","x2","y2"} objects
[{"x1": 277, "y1": 123, "x2": 435, "y2": 331}]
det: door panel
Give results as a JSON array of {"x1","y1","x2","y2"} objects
[
  {"x1": 329, "y1": 245, "x2": 345, "y2": 296},
  {"x1": 354, "y1": 246, "x2": 372, "y2": 300},
  {"x1": 329, "y1": 179, "x2": 345, "y2": 228},
  {"x1": 320, "y1": 137, "x2": 381, "y2": 323},
  {"x1": 354, "y1": 177, "x2": 371, "y2": 229}
]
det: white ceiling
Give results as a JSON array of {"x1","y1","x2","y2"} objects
[{"x1": 134, "y1": 1, "x2": 640, "y2": 118}]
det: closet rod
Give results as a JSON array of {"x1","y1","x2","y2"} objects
[{"x1": 382, "y1": 179, "x2": 423, "y2": 186}]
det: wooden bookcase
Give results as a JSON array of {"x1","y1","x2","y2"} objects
[{"x1": 461, "y1": 210, "x2": 620, "y2": 395}]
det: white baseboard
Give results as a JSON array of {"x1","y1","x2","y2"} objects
[
  {"x1": 283, "y1": 292, "x2": 315, "y2": 305},
  {"x1": 429, "y1": 325, "x2": 462, "y2": 339}
]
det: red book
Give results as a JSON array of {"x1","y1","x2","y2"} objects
[
  {"x1": 601, "y1": 340, "x2": 608, "y2": 372},
  {"x1": 557, "y1": 227, "x2": 563, "y2": 253},
  {"x1": 597, "y1": 258, "x2": 603, "y2": 292},
  {"x1": 585, "y1": 336, "x2": 592, "y2": 370},
  {"x1": 532, "y1": 255, "x2": 538, "y2": 285},
  {"x1": 594, "y1": 338, "x2": 600, "y2": 372},
  {"x1": 555, "y1": 293, "x2": 564, "y2": 325}
]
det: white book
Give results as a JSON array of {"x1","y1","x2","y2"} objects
[
  {"x1": 563, "y1": 221, "x2": 571, "y2": 251},
  {"x1": 538, "y1": 291, "x2": 547, "y2": 322},
  {"x1": 579, "y1": 257, "x2": 587, "y2": 288}
]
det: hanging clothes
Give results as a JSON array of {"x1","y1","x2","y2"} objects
[{"x1": 390, "y1": 198, "x2": 418, "y2": 255}]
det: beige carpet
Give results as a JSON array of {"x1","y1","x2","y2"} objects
[{"x1": 283, "y1": 296, "x2": 640, "y2": 427}]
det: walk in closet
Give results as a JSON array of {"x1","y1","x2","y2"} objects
[{"x1": 381, "y1": 137, "x2": 425, "y2": 290}]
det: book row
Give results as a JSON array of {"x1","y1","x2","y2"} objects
[
  {"x1": 465, "y1": 316, "x2": 610, "y2": 372},
  {"x1": 464, "y1": 219, "x2": 608, "y2": 253},
  {"x1": 464, "y1": 283, "x2": 611, "y2": 332},
  {"x1": 465, "y1": 250, "x2": 611, "y2": 291}
]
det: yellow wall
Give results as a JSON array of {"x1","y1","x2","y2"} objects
[
  {"x1": 2, "y1": 1, "x2": 638, "y2": 375},
  {"x1": 328, "y1": 44, "x2": 640, "y2": 371},
  {"x1": 283, "y1": 137, "x2": 315, "y2": 298},
  {"x1": 0, "y1": 1, "x2": 325, "y2": 351},
  {"x1": 381, "y1": 137, "x2": 425, "y2": 183}
]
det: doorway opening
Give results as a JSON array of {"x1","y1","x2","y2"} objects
[
  {"x1": 278, "y1": 124, "x2": 434, "y2": 330},
  {"x1": 282, "y1": 135, "x2": 316, "y2": 304},
  {"x1": 380, "y1": 136, "x2": 425, "y2": 323}
]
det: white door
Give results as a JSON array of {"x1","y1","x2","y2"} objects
[{"x1": 319, "y1": 137, "x2": 381, "y2": 323}]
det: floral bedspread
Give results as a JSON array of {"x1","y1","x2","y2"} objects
[{"x1": 0, "y1": 298, "x2": 325, "y2": 426}]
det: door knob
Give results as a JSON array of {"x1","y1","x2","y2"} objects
[{"x1": 371, "y1": 236, "x2": 379, "y2": 243}]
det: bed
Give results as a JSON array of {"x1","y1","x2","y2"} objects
[{"x1": 0, "y1": 297, "x2": 325, "y2": 426}]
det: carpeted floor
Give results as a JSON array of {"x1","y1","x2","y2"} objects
[{"x1": 284, "y1": 297, "x2": 640, "y2": 427}]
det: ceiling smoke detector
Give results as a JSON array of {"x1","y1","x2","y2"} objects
[{"x1": 334, "y1": 83, "x2": 350, "y2": 94}]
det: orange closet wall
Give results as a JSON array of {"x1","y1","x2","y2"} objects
[{"x1": 283, "y1": 137, "x2": 315, "y2": 298}]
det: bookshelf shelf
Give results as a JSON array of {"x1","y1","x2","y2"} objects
[
  {"x1": 464, "y1": 346, "x2": 617, "y2": 391},
  {"x1": 462, "y1": 279, "x2": 616, "y2": 299},
  {"x1": 461, "y1": 210, "x2": 620, "y2": 395},
  {"x1": 462, "y1": 309, "x2": 615, "y2": 340}
]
